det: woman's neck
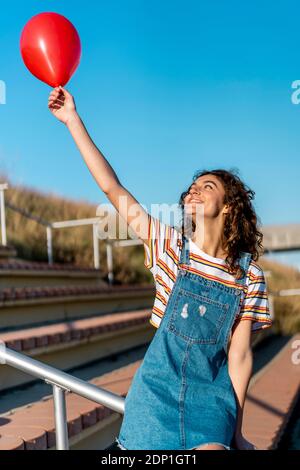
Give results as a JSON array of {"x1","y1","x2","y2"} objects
[{"x1": 190, "y1": 220, "x2": 227, "y2": 260}]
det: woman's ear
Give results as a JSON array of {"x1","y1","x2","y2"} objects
[{"x1": 223, "y1": 204, "x2": 230, "y2": 214}]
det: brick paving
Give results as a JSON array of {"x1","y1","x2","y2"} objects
[{"x1": 242, "y1": 333, "x2": 300, "y2": 449}]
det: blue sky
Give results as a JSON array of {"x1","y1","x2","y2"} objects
[{"x1": 0, "y1": 0, "x2": 300, "y2": 269}]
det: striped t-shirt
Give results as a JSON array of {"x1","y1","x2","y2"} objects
[{"x1": 143, "y1": 214, "x2": 273, "y2": 333}]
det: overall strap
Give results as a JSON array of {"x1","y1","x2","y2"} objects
[
  {"x1": 235, "y1": 251, "x2": 252, "y2": 287},
  {"x1": 179, "y1": 235, "x2": 190, "y2": 266}
]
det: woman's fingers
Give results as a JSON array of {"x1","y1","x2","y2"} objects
[
  {"x1": 48, "y1": 103, "x2": 61, "y2": 110},
  {"x1": 48, "y1": 102, "x2": 64, "y2": 110},
  {"x1": 49, "y1": 88, "x2": 60, "y2": 96},
  {"x1": 48, "y1": 98, "x2": 65, "y2": 106},
  {"x1": 48, "y1": 86, "x2": 71, "y2": 101},
  {"x1": 48, "y1": 86, "x2": 72, "y2": 117},
  {"x1": 48, "y1": 91, "x2": 65, "y2": 101},
  {"x1": 48, "y1": 97, "x2": 64, "y2": 106},
  {"x1": 48, "y1": 93, "x2": 65, "y2": 103},
  {"x1": 48, "y1": 101, "x2": 64, "y2": 108},
  {"x1": 48, "y1": 96, "x2": 64, "y2": 103},
  {"x1": 49, "y1": 88, "x2": 65, "y2": 99},
  {"x1": 59, "y1": 85, "x2": 71, "y2": 98}
]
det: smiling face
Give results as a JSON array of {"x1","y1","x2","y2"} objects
[{"x1": 183, "y1": 174, "x2": 229, "y2": 220}]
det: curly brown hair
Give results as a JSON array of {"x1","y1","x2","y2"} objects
[{"x1": 178, "y1": 168, "x2": 264, "y2": 280}]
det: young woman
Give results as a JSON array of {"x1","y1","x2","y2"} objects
[{"x1": 48, "y1": 87, "x2": 273, "y2": 450}]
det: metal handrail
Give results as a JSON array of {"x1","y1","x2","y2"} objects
[
  {"x1": 0, "y1": 342, "x2": 125, "y2": 450},
  {"x1": 276, "y1": 288, "x2": 300, "y2": 296},
  {"x1": 5, "y1": 201, "x2": 51, "y2": 228}
]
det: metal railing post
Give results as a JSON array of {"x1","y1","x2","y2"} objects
[
  {"x1": 93, "y1": 223, "x2": 100, "y2": 269},
  {"x1": 52, "y1": 384, "x2": 69, "y2": 450},
  {"x1": 46, "y1": 226, "x2": 53, "y2": 265},
  {"x1": 106, "y1": 241, "x2": 113, "y2": 285},
  {"x1": 0, "y1": 183, "x2": 8, "y2": 246},
  {"x1": 268, "y1": 294, "x2": 274, "y2": 321}
]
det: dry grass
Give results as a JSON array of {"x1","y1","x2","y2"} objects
[
  {"x1": 1, "y1": 176, "x2": 152, "y2": 285},
  {"x1": 260, "y1": 257, "x2": 300, "y2": 335}
]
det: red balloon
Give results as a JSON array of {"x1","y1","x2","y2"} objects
[{"x1": 20, "y1": 12, "x2": 81, "y2": 87}]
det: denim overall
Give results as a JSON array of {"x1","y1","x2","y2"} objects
[{"x1": 116, "y1": 235, "x2": 252, "y2": 450}]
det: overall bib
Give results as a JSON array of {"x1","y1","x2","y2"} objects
[{"x1": 116, "y1": 235, "x2": 252, "y2": 450}]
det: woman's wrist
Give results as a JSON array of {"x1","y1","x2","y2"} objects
[{"x1": 65, "y1": 111, "x2": 81, "y2": 128}]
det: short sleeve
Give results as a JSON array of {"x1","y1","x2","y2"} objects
[
  {"x1": 237, "y1": 263, "x2": 273, "y2": 333},
  {"x1": 143, "y1": 214, "x2": 179, "y2": 274}
]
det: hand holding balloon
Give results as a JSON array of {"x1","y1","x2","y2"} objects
[{"x1": 48, "y1": 86, "x2": 77, "y2": 125}]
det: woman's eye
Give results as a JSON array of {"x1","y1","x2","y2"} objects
[{"x1": 193, "y1": 184, "x2": 213, "y2": 191}]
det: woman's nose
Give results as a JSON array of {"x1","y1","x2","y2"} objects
[{"x1": 190, "y1": 187, "x2": 201, "y2": 196}]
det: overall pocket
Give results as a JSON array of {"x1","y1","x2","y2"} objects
[{"x1": 167, "y1": 288, "x2": 229, "y2": 344}]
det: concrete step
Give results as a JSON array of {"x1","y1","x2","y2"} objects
[
  {"x1": 0, "y1": 284, "x2": 155, "y2": 330},
  {"x1": 0, "y1": 258, "x2": 108, "y2": 288},
  {"x1": 0, "y1": 309, "x2": 155, "y2": 391},
  {"x1": 0, "y1": 245, "x2": 17, "y2": 259}
]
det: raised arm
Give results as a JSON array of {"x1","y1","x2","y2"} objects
[{"x1": 48, "y1": 86, "x2": 149, "y2": 242}]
